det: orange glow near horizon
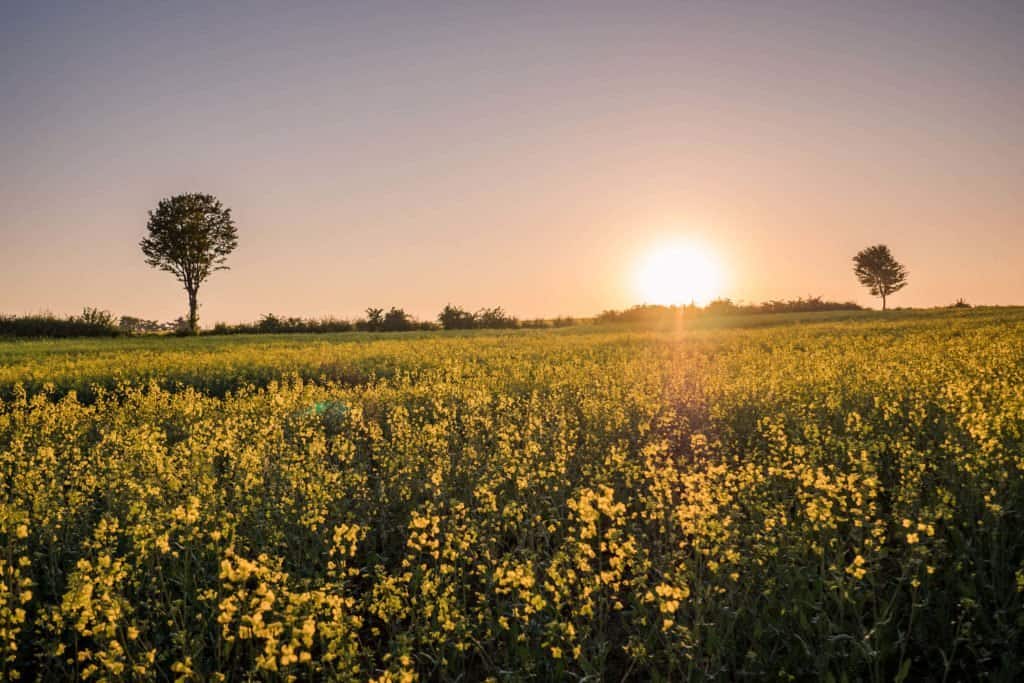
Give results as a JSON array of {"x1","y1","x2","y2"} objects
[{"x1": 633, "y1": 240, "x2": 725, "y2": 307}]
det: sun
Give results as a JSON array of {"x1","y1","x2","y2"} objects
[{"x1": 634, "y1": 241, "x2": 724, "y2": 306}]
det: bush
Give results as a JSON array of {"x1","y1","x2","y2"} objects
[
  {"x1": 209, "y1": 315, "x2": 355, "y2": 335},
  {"x1": 596, "y1": 304, "x2": 691, "y2": 326},
  {"x1": 597, "y1": 298, "x2": 864, "y2": 326},
  {"x1": 79, "y1": 306, "x2": 117, "y2": 327},
  {"x1": 439, "y1": 304, "x2": 476, "y2": 330},
  {"x1": 0, "y1": 309, "x2": 120, "y2": 338},
  {"x1": 474, "y1": 306, "x2": 518, "y2": 329},
  {"x1": 381, "y1": 307, "x2": 415, "y2": 332},
  {"x1": 119, "y1": 316, "x2": 162, "y2": 335},
  {"x1": 437, "y1": 304, "x2": 522, "y2": 330},
  {"x1": 756, "y1": 296, "x2": 862, "y2": 314}
]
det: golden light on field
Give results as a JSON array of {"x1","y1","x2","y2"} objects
[{"x1": 634, "y1": 240, "x2": 724, "y2": 306}]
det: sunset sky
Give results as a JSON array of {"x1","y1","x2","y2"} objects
[{"x1": 2, "y1": 1, "x2": 1022, "y2": 323}]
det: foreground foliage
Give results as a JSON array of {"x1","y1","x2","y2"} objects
[{"x1": 2, "y1": 309, "x2": 1023, "y2": 680}]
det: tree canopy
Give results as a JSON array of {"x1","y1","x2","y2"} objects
[{"x1": 852, "y1": 244, "x2": 908, "y2": 310}]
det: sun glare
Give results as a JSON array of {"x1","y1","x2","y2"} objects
[{"x1": 634, "y1": 241, "x2": 724, "y2": 306}]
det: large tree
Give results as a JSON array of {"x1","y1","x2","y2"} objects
[
  {"x1": 141, "y1": 193, "x2": 238, "y2": 334},
  {"x1": 852, "y1": 244, "x2": 908, "y2": 310}
]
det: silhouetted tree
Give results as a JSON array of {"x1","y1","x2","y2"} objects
[
  {"x1": 438, "y1": 304, "x2": 475, "y2": 330},
  {"x1": 475, "y1": 306, "x2": 518, "y2": 329},
  {"x1": 704, "y1": 298, "x2": 739, "y2": 316},
  {"x1": 257, "y1": 313, "x2": 285, "y2": 332},
  {"x1": 364, "y1": 308, "x2": 384, "y2": 331},
  {"x1": 140, "y1": 193, "x2": 238, "y2": 334},
  {"x1": 78, "y1": 307, "x2": 116, "y2": 327},
  {"x1": 852, "y1": 244, "x2": 908, "y2": 310},
  {"x1": 118, "y1": 316, "x2": 160, "y2": 334},
  {"x1": 382, "y1": 307, "x2": 414, "y2": 332}
]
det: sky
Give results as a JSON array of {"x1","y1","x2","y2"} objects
[{"x1": 2, "y1": 1, "x2": 1022, "y2": 323}]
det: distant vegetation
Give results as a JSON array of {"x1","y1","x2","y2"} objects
[
  {"x1": 0, "y1": 308, "x2": 121, "y2": 338},
  {"x1": 211, "y1": 315, "x2": 357, "y2": 335},
  {"x1": 0, "y1": 305, "x2": 576, "y2": 339},
  {"x1": 210, "y1": 309, "x2": 437, "y2": 335},
  {"x1": 208, "y1": 306, "x2": 575, "y2": 335},
  {"x1": 118, "y1": 316, "x2": 165, "y2": 335},
  {"x1": 596, "y1": 296, "x2": 863, "y2": 325},
  {"x1": 5, "y1": 296, "x2": 990, "y2": 339},
  {"x1": 439, "y1": 304, "x2": 515, "y2": 330},
  {"x1": 0, "y1": 309, "x2": 188, "y2": 338},
  {"x1": 436, "y1": 304, "x2": 575, "y2": 330}
]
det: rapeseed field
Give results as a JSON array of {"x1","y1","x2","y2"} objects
[{"x1": 2, "y1": 309, "x2": 1022, "y2": 680}]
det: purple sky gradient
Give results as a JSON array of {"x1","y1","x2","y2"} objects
[{"x1": 2, "y1": 1, "x2": 1022, "y2": 322}]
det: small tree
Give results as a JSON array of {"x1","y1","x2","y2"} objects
[
  {"x1": 852, "y1": 244, "x2": 908, "y2": 310},
  {"x1": 475, "y1": 306, "x2": 518, "y2": 329},
  {"x1": 140, "y1": 193, "x2": 238, "y2": 334},
  {"x1": 363, "y1": 308, "x2": 384, "y2": 332},
  {"x1": 704, "y1": 298, "x2": 739, "y2": 316},
  {"x1": 118, "y1": 316, "x2": 160, "y2": 334},
  {"x1": 438, "y1": 304, "x2": 475, "y2": 330},
  {"x1": 382, "y1": 307, "x2": 414, "y2": 332},
  {"x1": 79, "y1": 307, "x2": 117, "y2": 328}
]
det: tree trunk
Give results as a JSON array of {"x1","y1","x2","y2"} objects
[
  {"x1": 882, "y1": 293, "x2": 887, "y2": 311},
  {"x1": 187, "y1": 289, "x2": 199, "y2": 335}
]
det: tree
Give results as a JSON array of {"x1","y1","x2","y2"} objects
[
  {"x1": 140, "y1": 193, "x2": 238, "y2": 335},
  {"x1": 382, "y1": 307, "x2": 414, "y2": 332},
  {"x1": 78, "y1": 306, "x2": 117, "y2": 328},
  {"x1": 438, "y1": 304, "x2": 475, "y2": 330},
  {"x1": 852, "y1": 244, "x2": 908, "y2": 311},
  {"x1": 475, "y1": 306, "x2": 518, "y2": 329},
  {"x1": 118, "y1": 316, "x2": 160, "y2": 334},
  {"x1": 363, "y1": 307, "x2": 384, "y2": 331}
]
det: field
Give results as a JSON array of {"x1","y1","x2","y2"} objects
[{"x1": 2, "y1": 308, "x2": 1023, "y2": 681}]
